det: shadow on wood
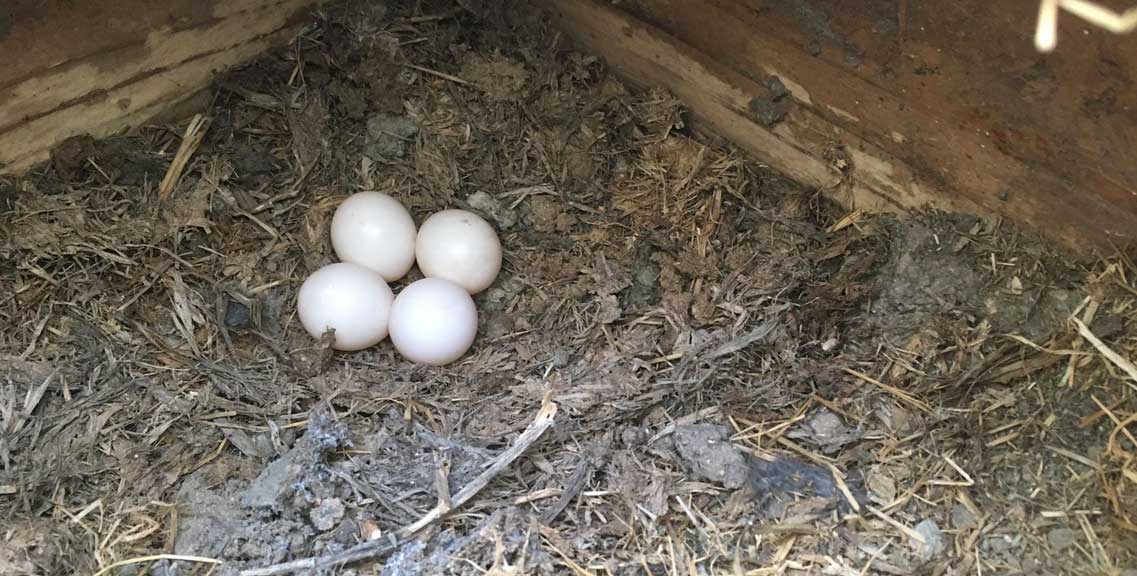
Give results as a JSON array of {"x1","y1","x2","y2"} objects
[
  {"x1": 0, "y1": 0, "x2": 323, "y2": 174},
  {"x1": 538, "y1": 0, "x2": 1137, "y2": 254}
]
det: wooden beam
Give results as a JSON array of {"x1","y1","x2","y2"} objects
[
  {"x1": 539, "y1": 0, "x2": 1137, "y2": 254},
  {"x1": 0, "y1": 0, "x2": 323, "y2": 174}
]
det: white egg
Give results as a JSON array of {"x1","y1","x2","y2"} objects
[
  {"x1": 415, "y1": 209, "x2": 502, "y2": 294},
  {"x1": 296, "y1": 262, "x2": 394, "y2": 351},
  {"x1": 388, "y1": 277, "x2": 479, "y2": 366},
  {"x1": 331, "y1": 191, "x2": 418, "y2": 282}
]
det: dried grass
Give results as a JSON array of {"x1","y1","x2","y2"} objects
[{"x1": 0, "y1": 1, "x2": 1134, "y2": 575}]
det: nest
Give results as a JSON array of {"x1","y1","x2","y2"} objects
[{"x1": 1, "y1": 1, "x2": 1135, "y2": 574}]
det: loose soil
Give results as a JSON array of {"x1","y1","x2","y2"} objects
[{"x1": 2, "y1": 1, "x2": 1136, "y2": 575}]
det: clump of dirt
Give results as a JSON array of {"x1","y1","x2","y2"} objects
[
  {"x1": 1, "y1": 1, "x2": 1135, "y2": 575},
  {"x1": 866, "y1": 213, "x2": 1079, "y2": 345}
]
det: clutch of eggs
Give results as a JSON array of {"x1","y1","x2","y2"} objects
[{"x1": 296, "y1": 193, "x2": 503, "y2": 365}]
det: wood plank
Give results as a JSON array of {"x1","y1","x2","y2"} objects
[
  {"x1": 0, "y1": 0, "x2": 322, "y2": 174},
  {"x1": 541, "y1": 0, "x2": 1137, "y2": 253},
  {"x1": 537, "y1": 0, "x2": 935, "y2": 223},
  {"x1": 0, "y1": 0, "x2": 291, "y2": 89}
]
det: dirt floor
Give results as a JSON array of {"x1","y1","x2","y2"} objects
[{"x1": 2, "y1": 1, "x2": 1137, "y2": 575}]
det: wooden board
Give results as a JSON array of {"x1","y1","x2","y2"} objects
[
  {"x1": 0, "y1": 0, "x2": 324, "y2": 174},
  {"x1": 539, "y1": 0, "x2": 1137, "y2": 254}
]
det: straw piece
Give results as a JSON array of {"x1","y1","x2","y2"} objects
[
  {"x1": 1072, "y1": 318, "x2": 1137, "y2": 386},
  {"x1": 158, "y1": 114, "x2": 209, "y2": 201},
  {"x1": 93, "y1": 554, "x2": 221, "y2": 576},
  {"x1": 240, "y1": 396, "x2": 558, "y2": 576},
  {"x1": 843, "y1": 367, "x2": 931, "y2": 412}
]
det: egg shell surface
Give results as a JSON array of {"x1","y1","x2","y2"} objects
[
  {"x1": 331, "y1": 191, "x2": 418, "y2": 282},
  {"x1": 296, "y1": 262, "x2": 394, "y2": 351},
  {"x1": 388, "y1": 277, "x2": 479, "y2": 366},
  {"x1": 415, "y1": 209, "x2": 502, "y2": 294}
]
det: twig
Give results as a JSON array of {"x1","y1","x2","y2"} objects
[
  {"x1": 541, "y1": 434, "x2": 611, "y2": 524},
  {"x1": 434, "y1": 453, "x2": 452, "y2": 513},
  {"x1": 843, "y1": 367, "x2": 931, "y2": 412},
  {"x1": 866, "y1": 505, "x2": 925, "y2": 544},
  {"x1": 240, "y1": 395, "x2": 558, "y2": 576},
  {"x1": 1072, "y1": 317, "x2": 1137, "y2": 386},
  {"x1": 827, "y1": 463, "x2": 861, "y2": 512},
  {"x1": 703, "y1": 316, "x2": 780, "y2": 360},
  {"x1": 542, "y1": 533, "x2": 594, "y2": 576},
  {"x1": 248, "y1": 163, "x2": 314, "y2": 215},
  {"x1": 649, "y1": 406, "x2": 721, "y2": 444},
  {"x1": 93, "y1": 554, "x2": 220, "y2": 576},
  {"x1": 403, "y1": 63, "x2": 472, "y2": 86},
  {"x1": 158, "y1": 114, "x2": 209, "y2": 201},
  {"x1": 1095, "y1": 396, "x2": 1137, "y2": 460},
  {"x1": 211, "y1": 180, "x2": 281, "y2": 239},
  {"x1": 827, "y1": 209, "x2": 863, "y2": 233},
  {"x1": 1046, "y1": 445, "x2": 1098, "y2": 468}
]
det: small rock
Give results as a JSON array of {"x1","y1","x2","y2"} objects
[
  {"x1": 241, "y1": 456, "x2": 302, "y2": 510},
  {"x1": 550, "y1": 349, "x2": 571, "y2": 368},
  {"x1": 789, "y1": 408, "x2": 858, "y2": 453},
  {"x1": 50, "y1": 134, "x2": 96, "y2": 179},
  {"x1": 633, "y1": 262, "x2": 658, "y2": 287},
  {"x1": 981, "y1": 533, "x2": 1021, "y2": 554},
  {"x1": 1022, "y1": 555, "x2": 1041, "y2": 574},
  {"x1": 764, "y1": 75, "x2": 790, "y2": 100},
  {"x1": 950, "y1": 503, "x2": 977, "y2": 529},
  {"x1": 231, "y1": 144, "x2": 279, "y2": 178},
  {"x1": 747, "y1": 96, "x2": 788, "y2": 126},
  {"x1": 597, "y1": 294, "x2": 621, "y2": 324},
  {"x1": 466, "y1": 190, "x2": 517, "y2": 229},
  {"x1": 672, "y1": 424, "x2": 749, "y2": 489},
  {"x1": 1047, "y1": 527, "x2": 1077, "y2": 552},
  {"x1": 621, "y1": 426, "x2": 648, "y2": 447},
  {"x1": 310, "y1": 498, "x2": 346, "y2": 532},
  {"x1": 910, "y1": 519, "x2": 946, "y2": 560},
  {"x1": 807, "y1": 410, "x2": 847, "y2": 441},
  {"x1": 365, "y1": 114, "x2": 418, "y2": 160},
  {"x1": 866, "y1": 471, "x2": 897, "y2": 503},
  {"x1": 482, "y1": 287, "x2": 508, "y2": 305},
  {"x1": 224, "y1": 299, "x2": 253, "y2": 330}
]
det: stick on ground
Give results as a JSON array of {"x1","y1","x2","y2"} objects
[
  {"x1": 158, "y1": 114, "x2": 209, "y2": 201},
  {"x1": 239, "y1": 395, "x2": 559, "y2": 576}
]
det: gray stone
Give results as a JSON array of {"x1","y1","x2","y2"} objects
[
  {"x1": 365, "y1": 114, "x2": 418, "y2": 160},
  {"x1": 910, "y1": 519, "x2": 947, "y2": 560},
  {"x1": 1047, "y1": 527, "x2": 1078, "y2": 552},
  {"x1": 672, "y1": 424, "x2": 749, "y2": 489},
  {"x1": 466, "y1": 190, "x2": 517, "y2": 229},
  {"x1": 951, "y1": 503, "x2": 977, "y2": 529},
  {"x1": 310, "y1": 498, "x2": 346, "y2": 532}
]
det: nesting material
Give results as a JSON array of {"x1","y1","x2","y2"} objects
[{"x1": 0, "y1": 2, "x2": 1133, "y2": 575}]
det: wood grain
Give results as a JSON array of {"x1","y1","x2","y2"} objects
[
  {"x1": 0, "y1": 0, "x2": 322, "y2": 174},
  {"x1": 541, "y1": 0, "x2": 1137, "y2": 253}
]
